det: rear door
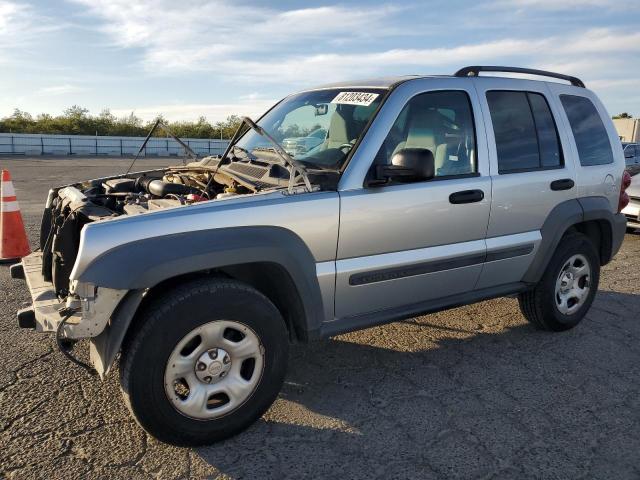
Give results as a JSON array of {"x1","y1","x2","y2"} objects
[
  {"x1": 333, "y1": 78, "x2": 492, "y2": 320},
  {"x1": 473, "y1": 78, "x2": 577, "y2": 289}
]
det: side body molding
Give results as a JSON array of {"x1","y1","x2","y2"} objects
[{"x1": 79, "y1": 225, "x2": 326, "y2": 336}]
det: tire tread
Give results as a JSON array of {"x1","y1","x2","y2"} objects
[
  {"x1": 518, "y1": 232, "x2": 599, "y2": 332},
  {"x1": 119, "y1": 277, "x2": 287, "y2": 446}
]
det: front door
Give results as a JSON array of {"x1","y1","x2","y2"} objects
[{"x1": 334, "y1": 81, "x2": 492, "y2": 320}]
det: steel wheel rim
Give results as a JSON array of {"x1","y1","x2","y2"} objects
[
  {"x1": 554, "y1": 253, "x2": 591, "y2": 315},
  {"x1": 164, "y1": 320, "x2": 264, "y2": 420}
]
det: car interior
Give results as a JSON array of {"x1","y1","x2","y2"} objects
[{"x1": 371, "y1": 94, "x2": 476, "y2": 181}]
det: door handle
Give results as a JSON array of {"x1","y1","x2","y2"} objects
[
  {"x1": 449, "y1": 189, "x2": 484, "y2": 204},
  {"x1": 550, "y1": 178, "x2": 574, "y2": 191}
]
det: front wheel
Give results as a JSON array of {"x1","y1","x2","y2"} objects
[
  {"x1": 119, "y1": 278, "x2": 289, "y2": 446},
  {"x1": 518, "y1": 232, "x2": 600, "y2": 331}
]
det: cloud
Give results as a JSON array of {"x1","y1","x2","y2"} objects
[
  {"x1": 0, "y1": 1, "x2": 59, "y2": 45},
  {"x1": 588, "y1": 78, "x2": 640, "y2": 90},
  {"x1": 68, "y1": 0, "x2": 640, "y2": 91},
  {"x1": 0, "y1": 2, "x2": 37, "y2": 60},
  {"x1": 0, "y1": 1, "x2": 32, "y2": 41},
  {"x1": 487, "y1": 0, "x2": 628, "y2": 9},
  {"x1": 35, "y1": 84, "x2": 87, "y2": 96},
  {"x1": 110, "y1": 98, "x2": 276, "y2": 123},
  {"x1": 69, "y1": 0, "x2": 403, "y2": 73},
  {"x1": 2, "y1": 0, "x2": 629, "y2": 120},
  {"x1": 174, "y1": 29, "x2": 639, "y2": 86}
]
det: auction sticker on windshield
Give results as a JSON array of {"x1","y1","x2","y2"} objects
[{"x1": 331, "y1": 92, "x2": 379, "y2": 106}]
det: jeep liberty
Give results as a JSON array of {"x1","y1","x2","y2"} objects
[{"x1": 11, "y1": 66, "x2": 629, "y2": 445}]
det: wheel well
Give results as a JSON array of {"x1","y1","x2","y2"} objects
[
  {"x1": 137, "y1": 263, "x2": 307, "y2": 343},
  {"x1": 218, "y1": 263, "x2": 307, "y2": 342},
  {"x1": 567, "y1": 219, "x2": 613, "y2": 265}
]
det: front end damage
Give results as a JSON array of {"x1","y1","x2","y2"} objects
[
  {"x1": 13, "y1": 154, "x2": 325, "y2": 376},
  {"x1": 39, "y1": 158, "x2": 270, "y2": 299},
  {"x1": 12, "y1": 251, "x2": 130, "y2": 377}
]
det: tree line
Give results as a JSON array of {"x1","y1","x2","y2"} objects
[
  {"x1": 0, "y1": 106, "x2": 243, "y2": 139},
  {"x1": 5, "y1": 106, "x2": 631, "y2": 140}
]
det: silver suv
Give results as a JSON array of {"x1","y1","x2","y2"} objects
[{"x1": 11, "y1": 66, "x2": 629, "y2": 446}]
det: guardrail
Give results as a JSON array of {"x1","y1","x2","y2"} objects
[{"x1": 0, "y1": 133, "x2": 230, "y2": 157}]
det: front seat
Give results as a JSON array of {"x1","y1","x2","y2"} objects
[
  {"x1": 326, "y1": 107, "x2": 353, "y2": 149},
  {"x1": 392, "y1": 109, "x2": 447, "y2": 171}
]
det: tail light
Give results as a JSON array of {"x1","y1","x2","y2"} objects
[{"x1": 618, "y1": 170, "x2": 632, "y2": 213}]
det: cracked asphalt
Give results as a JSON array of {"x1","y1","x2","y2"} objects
[{"x1": 1, "y1": 157, "x2": 640, "y2": 479}]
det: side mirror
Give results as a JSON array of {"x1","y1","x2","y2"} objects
[{"x1": 370, "y1": 148, "x2": 435, "y2": 185}]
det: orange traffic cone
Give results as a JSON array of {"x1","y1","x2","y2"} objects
[{"x1": 0, "y1": 170, "x2": 31, "y2": 263}]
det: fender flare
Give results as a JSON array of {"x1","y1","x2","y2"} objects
[
  {"x1": 81, "y1": 226, "x2": 326, "y2": 376},
  {"x1": 522, "y1": 196, "x2": 625, "y2": 283}
]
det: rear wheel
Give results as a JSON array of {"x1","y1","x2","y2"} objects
[
  {"x1": 119, "y1": 278, "x2": 289, "y2": 446},
  {"x1": 518, "y1": 233, "x2": 600, "y2": 331}
]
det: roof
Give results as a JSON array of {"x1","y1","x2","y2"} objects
[
  {"x1": 305, "y1": 76, "x2": 424, "y2": 91},
  {"x1": 303, "y1": 66, "x2": 586, "y2": 92}
]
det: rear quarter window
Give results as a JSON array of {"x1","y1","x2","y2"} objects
[{"x1": 560, "y1": 95, "x2": 614, "y2": 166}]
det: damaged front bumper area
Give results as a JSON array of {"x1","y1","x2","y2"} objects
[
  {"x1": 13, "y1": 252, "x2": 127, "y2": 339},
  {"x1": 12, "y1": 251, "x2": 139, "y2": 377}
]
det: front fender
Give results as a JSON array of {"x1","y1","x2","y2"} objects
[
  {"x1": 84, "y1": 226, "x2": 328, "y2": 377},
  {"x1": 77, "y1": 225, "x2": 326, "y2": 332}
]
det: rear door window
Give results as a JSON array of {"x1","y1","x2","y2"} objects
[
  {"x1": 560, "y1": 95, "x2": 614, "y2": 166},
  {"x1": 486, "y1": 91, "x2": 563, "y2": 173},
  {"x1": 528, "y1": 93, "x2": 563, "y2": 168}
]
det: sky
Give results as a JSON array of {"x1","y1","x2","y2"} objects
[{"x1": 1, "y1": 0, "x2": 639, "y2": 123}]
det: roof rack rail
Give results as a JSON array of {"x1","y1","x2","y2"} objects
[{"x1": 454, "y1": 66, "x2": 585, "y2": 88}]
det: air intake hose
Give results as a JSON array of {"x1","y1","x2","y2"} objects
[{"x1": 136, "y1": 177, "x2": 200, "y2": 197}]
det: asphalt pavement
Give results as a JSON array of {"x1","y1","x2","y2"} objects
[{"x1": 1, "y1": 157, "x2": 639, "y2": 479}]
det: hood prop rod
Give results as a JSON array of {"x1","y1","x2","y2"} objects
[{"x1": 125, "y1": 118, "x2": 198, "y2": 175}]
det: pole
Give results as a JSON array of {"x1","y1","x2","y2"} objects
[{"x1": 125, "y1": 118, "x2": 161, "y2": 174}]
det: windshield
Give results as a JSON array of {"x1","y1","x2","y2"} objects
[{"x1": 235, "y1": 88, "x2": 385, "y2": 169}]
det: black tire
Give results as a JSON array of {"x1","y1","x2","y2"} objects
[
  {"x1": 518, "y1": 232, "x2": 600, "y2": 332},
  {"x1": 119, "y1": 277, "x2": 289, "y2": 446},
  {"x1": 627, "y1": 227, "x2": 637, "y2": 234}
]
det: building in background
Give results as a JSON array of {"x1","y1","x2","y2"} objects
[{"x1": 614, "y1": 118, "x2": 640, "y2": 142}]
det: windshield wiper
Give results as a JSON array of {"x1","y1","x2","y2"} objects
[
  {"x1": 229, "y1": 144, "x2": 254, "y2": 161},
  {"x1": 239, "y1": 117, "x2": 312, "y2": 192}
]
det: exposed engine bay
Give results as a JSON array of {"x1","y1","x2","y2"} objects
[
  {"x1": 39, "y1": 104, "x2": 351, "y2": 299},
  {"x1": 40, "y1": 155, "x2": 330, "y2": 297}
]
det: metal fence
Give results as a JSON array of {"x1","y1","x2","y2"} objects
[{"x1": 0, "y1": 133, "x2": 230, "y2": 157}]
